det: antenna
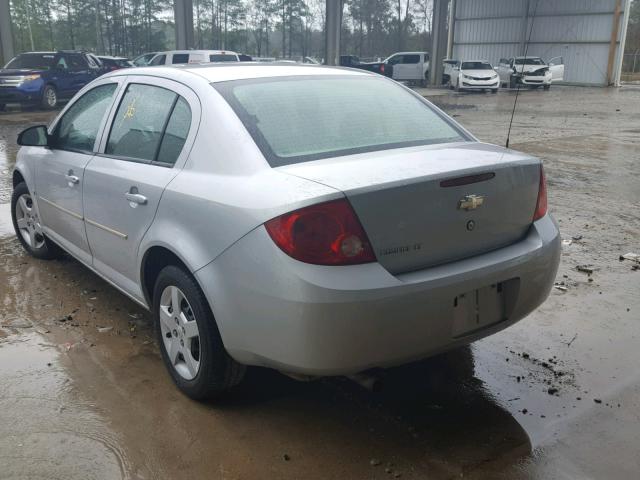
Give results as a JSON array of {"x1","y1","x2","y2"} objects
[{"x1": 506, "y1": 0, "x2": 540, "y2": 148}]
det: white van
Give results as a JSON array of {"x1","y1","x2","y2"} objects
[{"x1": 149, "y1": 50, "x2": 240, "y2": 66}]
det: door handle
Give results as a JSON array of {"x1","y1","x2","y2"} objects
[
  {"x1": 65, "y1": 174, "x2": 79, "y2": 184},
  {"x1": 125, "y1": 192, "x2": 147, "y2": 205}
]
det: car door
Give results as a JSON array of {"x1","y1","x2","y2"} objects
[
  {"x1": 34, "y1": 80, "x2": 121, "y2": 264},
  {"x1": 51, "y1": 54, "x2": 74, "y2": 97},
  {"x1": 391, "y1": 54, "x2": 421, "y2": 80},
  {"x1": 548, "y1": 56, "x2": 565, "y2": 82},
  {"x1": 83, "y1": 77, "x2": 199, "y2": 300},
  {"x1": 66, "y1": 54, "x2": 96, "y2": 94}
]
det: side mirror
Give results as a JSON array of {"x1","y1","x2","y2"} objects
[{"x1": 18, "y1": 125, "x2": 49, "y2": 147}]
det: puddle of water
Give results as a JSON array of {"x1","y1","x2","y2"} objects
[{"x1": 0, "y1": 331, "x2": 130, "y2": 480}]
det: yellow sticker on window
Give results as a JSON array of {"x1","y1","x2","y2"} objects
[{"x1": 123, "y1": 98, "x2": 137, "y2": 119}]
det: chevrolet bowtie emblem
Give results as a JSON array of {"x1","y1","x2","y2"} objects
[{"x1": 458, "y1": 194, "x2": 485, "y2": 210}]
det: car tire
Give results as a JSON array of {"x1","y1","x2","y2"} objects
[
  {"x1": 491, "y1": 88, "x2": 498, "y2": 94},
  {"x1": 153, "y1": 265, "x2": 246, "y2": 401},
  {"x1": 41, "y1": 85, "x2": 58, "y2": 109},
  {"x1": 11, "y1": 182, "x2": 62, "y2": 260},
  {"x1": 0, "y1": 104, "x2": 5, "y2": 112},
  {"x1": 544, "y1": 84, "x2": 551, "y2": 90}
]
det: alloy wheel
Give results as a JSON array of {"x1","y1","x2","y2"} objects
[
  {"x1": 14, "y1": 193, "x2": 45, "y2": 249},
  {"x1": 159, "y1": 285, "x2": 201, "y2": 381}
]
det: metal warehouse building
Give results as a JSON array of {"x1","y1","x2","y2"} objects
[{"x1": 448, "y1": 0, "x2": 632, "y2": 86}]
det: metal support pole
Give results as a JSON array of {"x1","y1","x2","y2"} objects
[
  {"x1": 0, "y1": 0, "x2": 15, "y2": 65},
  {"x1": 519, "y1": 0, "x2": 530, "y2": 56},
  {"x1": 174, "y1": 0, "x2": 194, "y2": 50},
  {"x1": 324, "y1": 0, "x2": 343, "y2": 66},
  {"x1": 446, "y1": 0, "x2": 457, "y2": 59},
  {"x1": 429, "y1": 0, "x2": 449, "y2": 86},
  {"x1": 612, "y1": 0, "x2": 630, "y2": 86},
  {"x1": 606, "y1": 0, "x2": 622, "y2": 85}
]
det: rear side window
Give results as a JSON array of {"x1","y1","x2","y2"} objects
[
  {"x1": 149, "y1": 54, "x2": 166, "y2": 66},
  {"x1": 52, "y1": 84, "x2": 117, "y2": 152},
  {"x1": 215, "y1": 76, "x2": 465, "y2": 166},
  {"x1": 172, "y1": 54, "x2": 190, "y2": 64},
  {"x1": 156, "y1": 98, "x2": 192, "y2": 165},
  {"x1": 106, "y1": 84, "x2": 177, "y2": 161},
  {"x1": 210, "y1": 54, "x2": 238, "y2": 62},
  {"x1": 106, "y1": 83, "x2": 191, "y2": 165}
]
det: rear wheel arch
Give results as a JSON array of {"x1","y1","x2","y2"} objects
[
  {"x1": 13, "y1": 169, "x2": 25, "y2": 188},
  {"x1": 140, "y1": 246, "x2": 195, "y2": 307}
]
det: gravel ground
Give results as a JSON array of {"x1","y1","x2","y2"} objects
[{"x1": 0, "y1": 85, "x2": 639, "y2": 479}]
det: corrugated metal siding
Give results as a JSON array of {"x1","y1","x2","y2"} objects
[{"x1": 452, "y1": 0, "x2": 626, "y2": 85}]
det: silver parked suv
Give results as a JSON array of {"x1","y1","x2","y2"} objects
[{"x1": 12, "y1": 64, "x2": 561, "y2": 400}]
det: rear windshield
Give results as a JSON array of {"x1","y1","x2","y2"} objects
[
  {"x1": 5, "y1": 53, "x2": 55, "y2": 70},
  {"x1": 210, "y1": 54, "x2": 238, "y2": 62},
  {"x1": 214, "y1": 76, "x2": 466, "y2": 166},
  {"x1": 461, "y1": 62, "x2": 492, "y2": 70},
  {"x1": 515, "y1": 58, "x2": 545, "y2": 65}
]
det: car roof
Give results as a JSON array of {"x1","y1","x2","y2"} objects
[
  {"x1": 461, "y1": 59, "x2": 491, "y2": 63},
  {"x1": 113, "y1": 63, "x2": 370, "y2": 84},
  {"x1": 515, "y1": 56, "x2": 542, "y2": 59},
  {"x1": 157, "y1": 50, "x2": 238, "y2": 55}
]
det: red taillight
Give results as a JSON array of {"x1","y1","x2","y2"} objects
[
  {"x1": 380, "y1": 64, "x2": 385, "y2": 74},
  {"x1": 265, "y1": 199, "x2": 376, "y2": 266},
  {"x1": 533, "y1": 165, "x2": 548, "y2": 221}
]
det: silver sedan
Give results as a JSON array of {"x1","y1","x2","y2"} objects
[{"x1": 11, "y1": 64, "x2": 560, "y2": 400}]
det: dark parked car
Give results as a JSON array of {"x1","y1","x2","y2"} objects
[
  {"x1": 97, "y1": 56, "x2": 134, "y2": 72},
  {"x1": 0, "y1": 51, "x2": 101, "y2": 110},
  {"x1": 339, "y1": 54, "x2": 391, "y2": 76}
]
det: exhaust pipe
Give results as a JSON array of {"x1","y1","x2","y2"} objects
[{"x1": 347, "y1": 372, "x2": 382, "y2": 392}]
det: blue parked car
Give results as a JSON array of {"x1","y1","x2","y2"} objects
[{"x1": 0, "y1": 51, "x2": 102, "y2": 110}]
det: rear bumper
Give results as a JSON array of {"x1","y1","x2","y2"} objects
[{"x1": 197, "y1": 214, "x2": 561, "y2": 375}]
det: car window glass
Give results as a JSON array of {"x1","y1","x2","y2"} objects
[
  {"x1": 149, "y1": 54, "x2": 166, "y2": 66},
  {"x1": 387, "y1": 55, "x2": 402, "y2": 65},
  {"x1": 86, "y1": 55, "x2": 99, "y2": 68},
  {"x1": 106, "y1": 83, "x2": 177, "y2": 162},
  {"x1": 156, "y1": 97, "x2": 192, "y2": 165},
  {"x1": 403, "y1": 54, "x2": 420, "y2": 64},
  {"x1": 172, "y1": 53, "x2": 190, "y2": 64},
  {"x1": 218, "y1": 76, "x2": 464, "y2": 166},
  {"x1": 56, "y1": 56, "x2": 68, "y2": 69},
  {"x1": 67, "y1": 55, "x2": 86, "y2": 70},
  {"x1": 210, "y1": 54, "x2": 238, "y2": 62},
  {"x1": 52, "y1": 84, "x2": 118, "y2": 152}
]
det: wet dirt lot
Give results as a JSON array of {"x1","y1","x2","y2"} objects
[{"x1": 1, "y1": 87, "x2": 639, "y2": 479}]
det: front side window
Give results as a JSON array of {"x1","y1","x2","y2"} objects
[
  {"x1": 215, "y1": 76, "x2": 466, "y2": 167},
  {"x1": 149, "y1": 54, "x2": 166, "y2": 66},
  {"x1": 386, "y1": 55, "x2": 403, "y2": 65},
  {"x1": 106, "y1": 84, "x2": 177, "y2": 162},
  {"x1": 52, "y1": 83, "x2": 118, "y2": 152}
]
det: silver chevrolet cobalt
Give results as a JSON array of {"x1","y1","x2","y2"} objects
[{"x1": 12, "y1": 64, "x2": 560, "y2": 400}]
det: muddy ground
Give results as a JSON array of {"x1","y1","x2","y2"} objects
[{"x1": 1, "y1": 86, "x2": 639, "y2": 479}]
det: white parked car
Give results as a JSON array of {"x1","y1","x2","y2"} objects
[
  {"x1": 149, "y1": 50, "x2": 240, "y2": 66},
  {"x1": 450, "y1": 60, "x2": 499, "y2": 93},
  {"x1": 496, "y1": 56, "x2": 565, "y2": 89},
  {"x1": 385, "y1": 51, "x2": 430, "y2": 86}
]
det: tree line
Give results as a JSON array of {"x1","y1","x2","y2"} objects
[{"x1": 7, "y1": 0, "x2": 434, "y2": 61}]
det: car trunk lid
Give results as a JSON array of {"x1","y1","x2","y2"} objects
[{"x1": 278, "y1": 142, "x2": 541, "y2": 275}]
